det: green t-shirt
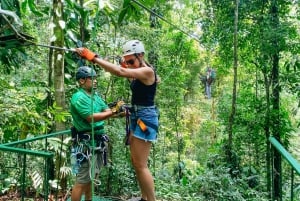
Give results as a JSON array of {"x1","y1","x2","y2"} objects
[{"x1": 70, "y1": 88, "x2": 109, "y2": 135}]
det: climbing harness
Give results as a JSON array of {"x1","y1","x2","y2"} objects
[
  {"x1": 70, "y1": 126, "x2": 109, "y2": 185},
  {"x1": 107, "y1": 100, "x2": 131, "y2": 145},
  {"x1": 117, "y1": 104, "x2": 158, "y2": 146}
]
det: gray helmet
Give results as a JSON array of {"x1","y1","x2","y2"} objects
[
  {"x1": 122, "y1": 40, "x2": 145, "y2": 56},
  {"x1": 76, "y1": 66, "x2": 96, "y2": 80}
]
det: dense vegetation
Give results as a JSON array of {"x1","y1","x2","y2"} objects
[{"x1": 0, "y1": 0, "x2": 299, "y2": 200}]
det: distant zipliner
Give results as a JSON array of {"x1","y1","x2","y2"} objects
[{"x1": 200, "y1": 67, "x2": 216, "y2": 99}]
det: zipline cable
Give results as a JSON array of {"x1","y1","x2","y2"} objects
[
  {"x1": 1, "y1": 31, "x2": 76, "y2": 52},
  {"x1": 30, "y1": 43, "x2": 76, "y2": 52},
  {"x1": 131, "y1": 0, "x2": 200, "y2": 43}
]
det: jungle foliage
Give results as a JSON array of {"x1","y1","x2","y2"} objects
[{"x1": 0, "y1": 0, "x2": 300, "y2": 200}]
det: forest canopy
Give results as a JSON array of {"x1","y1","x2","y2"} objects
[{"x1": 0, "y1": 0, "x2": 300, "y2": 200}]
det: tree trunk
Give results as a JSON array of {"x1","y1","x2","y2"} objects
[
  {"x1": 263, "y1": 70, "x2": 272, "y2": 200},
  {"x1": 227, "y1": 0, "x2": 239, "y2": 169},
  {"x1": 270, "y1": 0, "x2": 281, "y2": 200},
  {"x1": 52, "y1": 0, "x2": 66, "y2": 132},
  {"x1": 51, "y1": 0, "x2": 67, "y2": 191}
]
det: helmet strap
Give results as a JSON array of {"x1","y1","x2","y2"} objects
[{"x1": 135, "y1": 53, "x2": 143, "y2": 67}]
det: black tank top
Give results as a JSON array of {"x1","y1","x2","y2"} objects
[{"x1": 130, "y1": 69, "x2": 157, "y2": 106}]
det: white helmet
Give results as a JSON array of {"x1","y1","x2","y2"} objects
[{"x1": 122, "y1": 40, "x2": 145, "y2": 56}]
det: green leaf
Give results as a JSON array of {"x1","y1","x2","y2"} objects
[
  {"x1": 118, "y1": 9, "x2": 128, "y2": 25},
  {"x1": 118, "y1": 0, "x2": 133, "y2": 25},
  {"x1": 21, "y1": 0, "x2": 28, "y2": 13},
  {"x1": 181, "y1": 176, "x2": 188, "y2": 186},
  {"x1": 28, "y1": 0, "x2": 43, "y2": 17}
]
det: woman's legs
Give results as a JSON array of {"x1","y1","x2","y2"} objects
[{"x1": 130, "y1": 134, "x2": 155, "y2": 201}]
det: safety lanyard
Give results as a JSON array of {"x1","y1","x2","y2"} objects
[{"x1": 125, "y1": 107, "x2": 130, "y2": 145}]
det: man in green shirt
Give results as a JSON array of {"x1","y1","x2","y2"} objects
[{"x1": 70, "y1": 66, "x2": 116, "y2": 201}]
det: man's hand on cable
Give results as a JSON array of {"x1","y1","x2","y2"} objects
[
  {"x1": 76, "y1": 47, "x2": 97, "y2": 61},
  {"x1": 109, "y1": 100, "x2": 127, "y2": 117}
]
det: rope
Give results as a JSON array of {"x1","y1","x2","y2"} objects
[
  {"x1": 89, "y1": 0, "x2": 104, "y2": 195},
  {"x1": 71, "y1": 137, "x2": 108, "y2": 186},
  {"x1": 125, "y1": 107, "x2": 130, "y2": 145},
  {"x1": 90, "y1": 73, "x2": 96, "y2": 198}
]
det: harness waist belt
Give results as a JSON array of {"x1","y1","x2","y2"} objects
[
  {"x1": 71, "y1": 126, "x2": 105, "y2": 141},
  {"x1": 78, "y1": 125, "x2": 104, "y2": 134},
  {"x1": 75, "y1": 133, "x2": 106, "y2": 141},
  {"x1": 131, "y1": 105, "x2": 155, "y2": 111}
]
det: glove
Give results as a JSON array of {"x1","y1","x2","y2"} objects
[
  {"x1": 109, "y1": 100, "x2": 126, "y2": 115},
  {"x1": 76, "y1": 47, "x2": 97, "y2": 61}
]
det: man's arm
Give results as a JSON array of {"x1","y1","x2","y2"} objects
[{"x1": 86, "y1": 109, "x2": 114, "y2": 123}]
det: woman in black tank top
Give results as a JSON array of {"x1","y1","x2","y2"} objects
[{"x1": 76, "y1": 40, "x2": 159, "y2": 201}]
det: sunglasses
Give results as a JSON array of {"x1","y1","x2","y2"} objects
[{"x1": 125, "y1": 57, "x2": 137, "y2": 65}]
